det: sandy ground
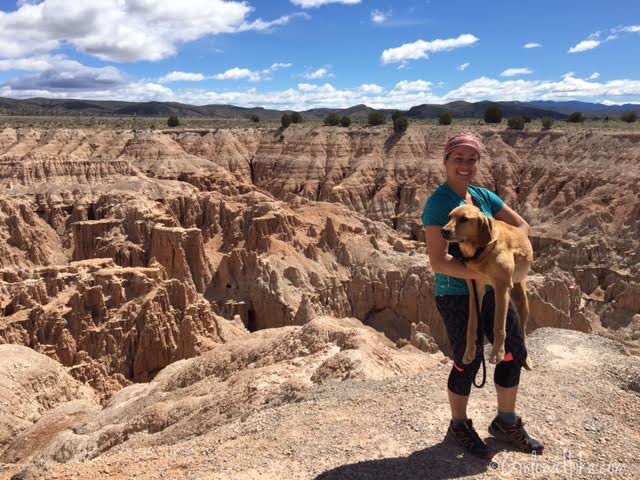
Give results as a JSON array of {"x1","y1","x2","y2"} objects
[{"x1": 2, "y1": 328, "x2": 639, "y2": 480}]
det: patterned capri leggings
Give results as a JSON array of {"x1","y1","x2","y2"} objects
[{"x1": 436, "y1": 289, "x2": 528, "y2": 396}]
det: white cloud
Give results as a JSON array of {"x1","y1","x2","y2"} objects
[
  {"x1": 500, "y1": 68, "x2": 533, "y2": 77},
  {"x1": 589, "y1": 72, "x2": 600, "y2": 80},
  {"x1": 159, "y1": 71, "x2": 206, "y2": 83},
  {"x1": 619, "y1": 25, "x2": 640, "y2": 33},
  {"x1": 381, "y1": 34, "x2": 478, "y2": 64},
  {"x1": 601, "y1": 99, "x2": 627, "y2": 106},
  {"x1": 190, "y1": 85, "x2": 356, "y2": 109},
  {"x1": 1, "y1": 81, "x2": 174, "y2": 102},
  {"x1": 359, "y1": 83, "x2": 384, "y2": 94},
  {"x1": 442, "y1": 75, "x2": 640, "y2": 103},
  {"x1": 371, "y1": 9, "x2": 389, "y2": 24},
  {"x1": 0, "y1": 0, "x2": 303, "y2": 62},
  {"x1": 291, "y1": 0, "x2": 361, "y2": 8},
  {"x1": 524, "y1": 42, "x2": 542, "y2": 48},
  {"x1": 568, "y1": 39, "x2": 601, "y2": 53},
  {"x1": 304, "y1": 68, "x2": 330, "y2": 79},
  {"x1": 259, "y1": 62, "x2": 293, "y2": 80},
  {"x1": 214, "y1": 67, "x2": 261, "y2": 81},
  {"x1": 567, "y1": 24, "x2": 640, "y2": 54},
  {"x1": 264, "y1": 63, "x2": 293, "y2": 73},
  {"x1": 203, "y1": 63, "x2": 292, "y2": 83},
  {"x1": 297, "y1": 83, "x2": 318, "y2": 92},
  {"x1": 0, "y1": 55, "x2": 65, "y2": 72},
  {"x1": 296, "y1": 83, "x2": 336, "y2": 93},
  {"x1": 3, "y1": 58, "x2": 127, "y2": 92},
  {"x1": 237, "y1": 12, "x2": 309, "y2": 32},
  {"x1": 391, "y1": 80, "x2": 432, "y2": 93},
  {"x1": 4, "y1": 72, "x2": 640, "y2": 110},
  {"x1": 457, "y1": 62, "x2": 470, "y2": 71}
]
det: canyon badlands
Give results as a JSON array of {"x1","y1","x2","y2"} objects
[{"x1": 0, "y1": 124, "x2": 638, "y2": 479}]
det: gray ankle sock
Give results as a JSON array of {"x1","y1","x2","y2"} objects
[
  {"x1": 452, "y1": 417, "x2": 468, "y2": 427},
  {"x1": 498, "y1": 411, "x2": 517, "y2": 425}
]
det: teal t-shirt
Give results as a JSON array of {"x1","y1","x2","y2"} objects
[{"x1": 422, "y1": 184, "x2": 505, "y2": 296}]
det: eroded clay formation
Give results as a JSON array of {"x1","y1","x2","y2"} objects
[{"x1": 0, "y1": 125, "x2": 638, "y2": 471}]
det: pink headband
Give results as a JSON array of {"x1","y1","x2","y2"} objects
[{"x1": 444, "y1": 134, "x2": 481, "y2": 160}]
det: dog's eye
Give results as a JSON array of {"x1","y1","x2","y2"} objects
[{"x1": 459, "y1": 217, "x2": 468, "y2": 223}]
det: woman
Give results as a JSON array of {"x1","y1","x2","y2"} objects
[{"x1": 422, "y1": 133, "x2": 544, "y2": 458}]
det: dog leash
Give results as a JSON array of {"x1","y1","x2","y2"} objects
[{"x1": 470, "y1": 279, "x2": 487, "y2": 389}]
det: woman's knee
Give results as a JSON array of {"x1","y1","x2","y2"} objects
[
  {"x1": 448, "y1": 357, "x2": 481, "y2": 396},
  {"x1": 493, "y1": 356, "x2": 523, "y2": 388}
]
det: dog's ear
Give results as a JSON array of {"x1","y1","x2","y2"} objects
[{"x1": 478, "y1": 215, "x2": 493, "y2": 245}]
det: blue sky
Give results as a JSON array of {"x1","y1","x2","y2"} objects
[{"x1": 0, "y1": 0, "x2": 639, "y2": 109}]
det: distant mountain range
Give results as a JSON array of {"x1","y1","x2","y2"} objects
[{"x1": 0, "y1": 97, "x2": 638, "y2": 120}]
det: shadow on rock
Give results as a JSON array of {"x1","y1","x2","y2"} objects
[
  {"x1": 315, "y1": 438, "x2": 496, "y2": 480},
  {"x1": 383, "y1": 131, "x2": 403, "y2": 153}
]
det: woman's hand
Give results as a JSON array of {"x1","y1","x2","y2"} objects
[{"x1": 424, "y1": 226, "x2": 484, "y2": 280}]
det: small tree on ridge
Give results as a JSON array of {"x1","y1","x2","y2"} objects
[
  {"x1": 484, "y1": 105, "x2": 502, "y2": 124},
  {"x1": 368, "y1": 110, "x2": 385, "y2": 126},
  {"x1": 567, "y1": 112, "x2": 584, "y2": 123},
  {"x1": 324, "y1": 112, "x2": 341, "y2": 126},
  {"x1": 393, "y1": 115, "x2": 408, "y2": 133},
  {"x1": 507, "y1": 116, "x2": 525, "y2": 130},
  {"x1": 439, "y1": 112, "x2": 453, "y2": 125}
]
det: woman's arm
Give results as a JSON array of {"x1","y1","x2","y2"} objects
[
  {"x1": 494, "y1": 204, "x2": 529, "y2": 236},
  {"x1": 424, "y1": 226, "x2": 484, "y2": 280}
]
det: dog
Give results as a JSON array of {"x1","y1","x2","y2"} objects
[{"x1": 441, "y1": 204, "x2": 534, "y2": 370}]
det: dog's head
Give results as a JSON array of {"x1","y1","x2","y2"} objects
[{"x1": 441, "y1": 204, "x2": 493, "y2": 245}]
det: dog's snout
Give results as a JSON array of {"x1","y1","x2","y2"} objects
[{"x1": 441, "y1": 229, "x2": 451, "y2": 240}]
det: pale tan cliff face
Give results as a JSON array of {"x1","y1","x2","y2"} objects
[
  {"x1": 0, "y1": 124, "x2": 638, "y2": 401},
  {"x1": 0, "y1": 124, "x2": 639, "y2": 475}
]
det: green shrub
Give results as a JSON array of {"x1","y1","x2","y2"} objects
[
  {"x1": 250, "y1": 114, "x2": 260, "y2": 123},
  {"x1": 291, "y1": 112, "x2": 303, "y2": 123},
  {"x1": 391, "y1": 110, "x2": 403, "y2": 121},
  {"x1": 522, "y1": 115, "x2": 531, "y2": 123},
  {"x1": 323, "y1": 112, "x2": 341, "y2": 126},
  {"x1": 281, "y1": 113, "x2": 292, "y2": 128},
  {"x1": 167, "y1": 115, "x2": 179, "y2": 127},
  {"x1": 567, "y1": 112, "x2": 584, "y2": 123},
  {"x1": 340, "y1": 116, "x2": 351, "y2": 127},
  {"x1": 507, "y1": 116, "x2": 525, "y2": 130},
  {"x1": 541, "y1": 117, "x2": 554, "y2": 130},
  {"x1": 621, "y1": 111, "x2": 637, "y2": 123},
  {"x1": 483, "y1": 105, "x2": 502, "y2": 124},
  {"x1": 438, "y1": 112, "x2": 452, "y2": 125},
  {"x1": 368, "y1": 110, "x2": 385, "y2": 126},
  {"x1": 393, "y1": 115, "x2": 408, "y2": 133}
]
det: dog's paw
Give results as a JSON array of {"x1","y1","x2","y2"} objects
[
  {"x1": 523, "y1": 356, "x2": 534, "y2": 370},
  {"x1": 489, "y1": 346, "x2": 505, "y2": 364},
  {"x1": 463, "y1": 345, "x2": 476, "y2": 365}
]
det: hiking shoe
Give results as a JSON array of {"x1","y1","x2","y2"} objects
[
  {"x1": 488, "y1": 416, "x2": 544, "y2": 454},
  {"x1": 448, "y1": 419, "x2": 494, "y2": 459}
]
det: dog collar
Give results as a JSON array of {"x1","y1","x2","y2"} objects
[
  {"x1": 460, "y1": 240, "x2": 496, "y2": 264},
  {"x1": 460, "y1": 247, "x2": 486, "y2": 264}
]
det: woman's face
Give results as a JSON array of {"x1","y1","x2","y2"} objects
[{"x1": 444, "y1": 145, "x2": 479, "y2": 183}]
